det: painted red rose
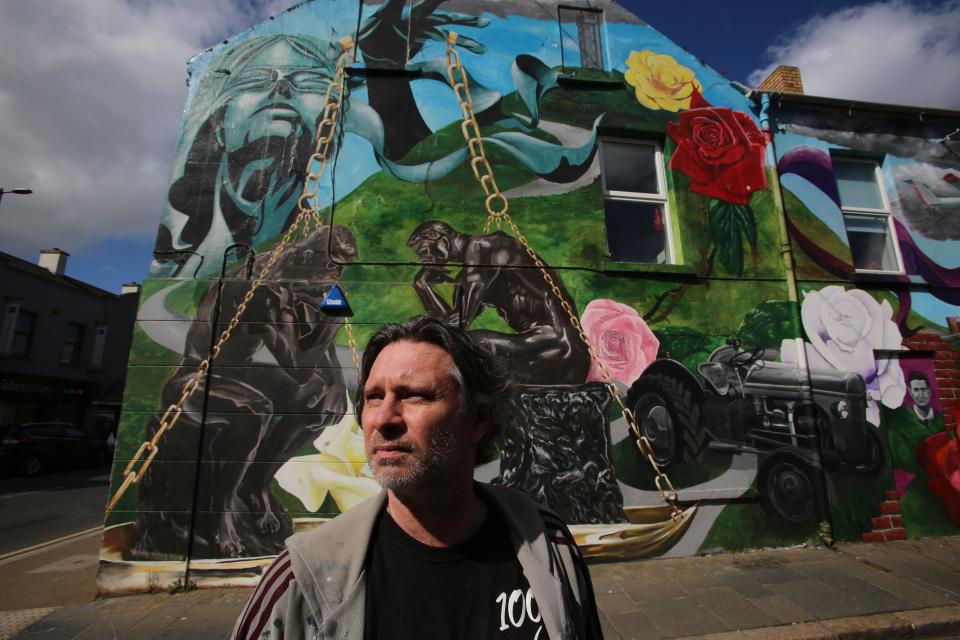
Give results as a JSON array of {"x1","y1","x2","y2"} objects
[
  {"x1": 918, "y1": 430, "x2": 960, "y2": 527},
  {"x1": 667, "y1": 107, "x2": 767, "y2": 205}
]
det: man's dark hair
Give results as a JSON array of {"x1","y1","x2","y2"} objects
[
  {"x1": 908, "y1": 371, "x2": 930, "y2": 386},
  {"x1": 355, "y1": 315, "x2": 510, "y2": 455}
]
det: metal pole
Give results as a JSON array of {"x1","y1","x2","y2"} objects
[{"x1": 183, "y1": 243, "x2": 252, "y2": 586}]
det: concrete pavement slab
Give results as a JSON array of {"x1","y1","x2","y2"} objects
[
  {"x1": 618, "y1": 575, "x2": 686, "y2": 602},
  {"x1": 640, "y1": 596, "x2": 729, "y2": 637},
  {"x1": 595, "y1": 591, "x2": 640, "y2": 615},
  {"x1": 745, "y1": 593, "x2": 814, "y2": 624},
  {"x1": 714, "y1": 569, "x2": 774, "y2": 598},
  {"x1": 689, "y1": 586, "x2": 780, "y2": 630},
  {"x1": 863, "y1": 571, "x2": 958, "y2": 609},
  {"x1": 605, "y1": 609, "x2": 663, "y2": 640}
]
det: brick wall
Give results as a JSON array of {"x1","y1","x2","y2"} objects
[
  {"x1": 901, "y1": 331, "x2": 960, "y2": 432},
  {"x1": 757, "y1": 65, "x2": 805, "y2": 95}
]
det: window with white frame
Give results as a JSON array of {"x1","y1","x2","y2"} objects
[
  {"x1": 558, "y1": 6, "x2": 604, "y2": 71},
  {"x1": 600, "y1": 138, "x2": 672, "y2": 264},
  {"x1": 833, "y1": 156, "x2": 902, "y2": 273}
]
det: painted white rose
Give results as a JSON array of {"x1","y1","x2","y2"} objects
[
  {"x1": 275, "y1": 412, "x2": 380, "y2": 513},
  {"x1": 780, "y1": 285, "x2": 905, "y2": 425}
]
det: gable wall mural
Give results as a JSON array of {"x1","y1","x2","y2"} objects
[
  {"x1": 770, "y1": 99, "x2": 960, "y2": 543},
  {"x1": 97, "y1": 0, "x2": 960, "y2": 593}
]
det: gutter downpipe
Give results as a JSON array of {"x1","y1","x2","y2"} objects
[{"x1": 757, "y1": 91, "x2": 836, "y2": 548}]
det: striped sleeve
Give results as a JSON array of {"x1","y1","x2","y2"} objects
[
  {"x1": 541, "y1": 510, "x2": 605, "y2": 640},
  {"x1": 231, "y1": 550, "x2": 295, "y2": 640}
]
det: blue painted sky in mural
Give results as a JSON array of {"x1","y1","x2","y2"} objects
[{"x1": 1, "y1": 0, "x2": 956, "y2": 294}]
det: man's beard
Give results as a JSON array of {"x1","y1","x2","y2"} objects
[{"x1": 369, "y1": 424, "x2": 459, "y2": 492}]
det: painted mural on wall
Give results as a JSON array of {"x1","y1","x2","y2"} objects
[
  {"x1": 770, "y1": 98, "x2": 960, "y2": 542},
  {"x1": 100, "y1": 0, "x2": 960, "y2": 592}
]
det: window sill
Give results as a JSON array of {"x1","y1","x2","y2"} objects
[
  {"x1": 849, "y1": 270, "x2": 910, "y2": 284},
  {"x1": 602, "y1": 261, "x2": 697, "y2": 276},
  {"x1": 557, "y1": 72, "x2": 622, "y2": 88}
]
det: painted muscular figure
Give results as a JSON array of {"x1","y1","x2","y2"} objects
[
  {"x1": 133, "y1": 225, "x2": 357, "y2": 559},
  {"x1": 407, "y1": 220, "x2": 589, "y2": 385}
]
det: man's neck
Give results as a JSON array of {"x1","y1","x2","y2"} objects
[{"x1": 386, "y1": 481, "x2": 486, "y2": 548}]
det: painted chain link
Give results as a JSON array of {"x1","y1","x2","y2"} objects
[
  {"x1": 445, "y1": 32, "x2": 683, "y2": 521},
  {"x1": 104, "y1": 37, "x2": 357, "y2": 518}
]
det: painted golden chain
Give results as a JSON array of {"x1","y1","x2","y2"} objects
[
  {"x1": 444, "y1": 32, "x2": 681, "y2": 520},
  {"x1": 106, "y1": 33, "x2": 680, "y2": 522}
]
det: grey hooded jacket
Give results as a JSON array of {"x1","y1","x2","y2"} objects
[{"x1": 231, "y1": 483, "x2": 603, "y2": 639}]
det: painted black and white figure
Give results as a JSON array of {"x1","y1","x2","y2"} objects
[
  {"x1": 134, "y1": 225, "x2": 357, "y2": 559},
  {"x1": 408, "y1": 220, "x2": 590, "y2": 385}
]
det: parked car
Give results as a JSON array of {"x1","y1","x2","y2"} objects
[
  {"x1": 0, "y1": 422, "x2": 111, "y2": 476},
  {"x1": 627, "y1": 339, "x2": 884, "y2": 526}
]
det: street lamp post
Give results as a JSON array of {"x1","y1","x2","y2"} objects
[{"x1": 0, "y1": 187, "x2": 33, "y2": 207}]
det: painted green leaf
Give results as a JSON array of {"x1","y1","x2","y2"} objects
[
  {"x1": 708, "y1": 200, "x2": 758, "y2": 276},
  {"x1": 654, "y1": 325, "x2": 712, "y2": 361},
  {"x1": 737, "y1": 300, "x2": 800, "y2": 349}
]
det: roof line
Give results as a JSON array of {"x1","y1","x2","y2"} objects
[{"x1": 754, "y1": 90, "x2": 960, "y2": 120}]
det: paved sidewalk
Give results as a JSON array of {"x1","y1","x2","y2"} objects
[{"x1": 6, "y1": 538, "x2": 960, "y2": 639}]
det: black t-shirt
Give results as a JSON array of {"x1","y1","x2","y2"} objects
[{"x1": 363, "y1": 507, "x2": 547, "y2": 640}]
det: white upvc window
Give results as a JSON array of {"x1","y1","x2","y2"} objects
[
  {"x1": 833, "y1": 156, "x2": 904, "y2": 274},
  {"x1": 600, "y1": 138, "x2": 673, "y2": 264}
]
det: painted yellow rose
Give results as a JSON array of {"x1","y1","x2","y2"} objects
[{"x1": 624, "y1": 51, "x2": 702, "y2": 112}]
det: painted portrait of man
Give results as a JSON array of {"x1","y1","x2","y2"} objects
[{"x1": 907, "y1": 371, "x2": 935, "y2": 423}]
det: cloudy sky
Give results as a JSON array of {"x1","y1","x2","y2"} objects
[{"x1": 0, "y1": 0, "x2": 957, "y2": 292}]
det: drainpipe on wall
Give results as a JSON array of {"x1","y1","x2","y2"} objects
[
  {"x1": 759, "y1": 94, "x2": 799, "y2": 305},
  {"x1": 758, "y1": 92, "x2": 836, "y2": 548}
]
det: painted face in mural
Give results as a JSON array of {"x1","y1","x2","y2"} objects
[
  {"x1": 909, "y1": 376, "x2": 932, "y2": 411},
  {"x1": 408, "y1": 224, "x2": 455, "y2": 265},
  {"x1": 361, "y1": 341, "x2": 486, "y2": 492},
  {"x1": 221, "y1": 39, "x2": 332, "y2": 154}
]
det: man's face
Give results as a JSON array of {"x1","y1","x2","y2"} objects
[
  {"x1": 361, "y1": 340, "x2": 486, "y2": 492},
  {"x1": 909, "y1": 379, "x2": 932, "y2": 409}
]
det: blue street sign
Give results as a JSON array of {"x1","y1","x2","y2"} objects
[{"x1": 320, "y1": 284, "x2": 351, "y2": 315}]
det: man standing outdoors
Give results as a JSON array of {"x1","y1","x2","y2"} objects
[{"x1": 232, "y1": 315, "x2": 603, "y2": 639}]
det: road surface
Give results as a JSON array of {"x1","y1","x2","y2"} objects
[
  {"x1": 0, "y1": 466, "x2": 109, "y2": 556},
  {"x1": 0, "y1": 467, "x2": 109, "y2": 613}
]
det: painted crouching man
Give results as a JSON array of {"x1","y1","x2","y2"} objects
[{"x1": 232, "y1": 315, "x2": 602, "y2": 639}]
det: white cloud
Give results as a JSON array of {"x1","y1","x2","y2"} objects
[
  {"x1": 748, "y1": 1, "x2": 960, "y2": 109},
  {"x1": 0, "y1": 0, "x2": 296, "y2": 260}
]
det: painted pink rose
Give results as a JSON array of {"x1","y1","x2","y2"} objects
[{"x1": 581, "y1": 299, "x2": 660, "y2": 385}]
